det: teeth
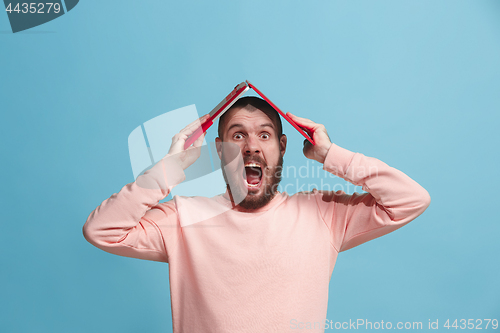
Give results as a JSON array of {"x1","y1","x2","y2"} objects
[{"x1": 244, "y1": 163, "x2": 261, "y2": 168}]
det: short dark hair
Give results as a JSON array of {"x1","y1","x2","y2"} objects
[{"x1": 217, "y1": 96, "x2": 283, "y2": 141}]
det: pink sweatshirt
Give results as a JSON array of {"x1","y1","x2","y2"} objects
[{"x1": 83, "y1": 143, "x2": 430, "y2": 333}]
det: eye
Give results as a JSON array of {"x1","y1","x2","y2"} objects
[
  {"x1": 260, "y1": 132, "x2": 270, "y2": 140},
  {"x1": 233, "y1": 133, "x2": 244, "y2": 140}
]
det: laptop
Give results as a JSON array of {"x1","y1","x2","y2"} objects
[{"x1": 184, "y1": 80, "x2": 315, "y2": 149}]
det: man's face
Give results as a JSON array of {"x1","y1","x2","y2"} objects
[{"x1": 216, "y1": 107, "x2": 287, "y2": 210}]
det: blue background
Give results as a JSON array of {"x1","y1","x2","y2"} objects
[{"x1": 1, "y1": 0, "x2": 499, "y2": 332}]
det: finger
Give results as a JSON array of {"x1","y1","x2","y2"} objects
[
  {"x1": 287, "y1": 112, "x2": 318, "y2": 130},
  {"x1": 289, "y1": 114, "x2": 316, "y2": 128},
  {"x1": 181, "y1": 114, "x2": 211, "y2": 136},
  {"x1": 171, "y1": 116, "x2": 209, "y2": 150},
  {"x1": 303, "y1": 128, "x2": 314, "y2": 137},
  {"x1": 303, "y1": 138, "x2": 314, "y2": 147},
  {"x1": 288, "y1": 112, "x2": 315, "y2": 136},
  {"x1": 192, "y1": 128, "x2": 206, "y2": 148}
]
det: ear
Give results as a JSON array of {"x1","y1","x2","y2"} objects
[
  {"x1": 215, "y1": 137, "x2": 223, "y2": 159},
  {"x1": 279, "y1": 134, "x2": 287, "y2": 157}
]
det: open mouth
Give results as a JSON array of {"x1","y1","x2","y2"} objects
[{"x1": 243, "y1": 163, "x2": 263, "y2": 188}]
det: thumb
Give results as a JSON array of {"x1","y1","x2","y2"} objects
[{"x1": 303, "y1": 139, "x2": 313, "y2": 156}]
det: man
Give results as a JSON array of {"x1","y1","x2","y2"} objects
[{"x1": 83, "y1": 96, "x2": 430, "y2": 333}]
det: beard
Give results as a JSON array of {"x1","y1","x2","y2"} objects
[{"x1": 221, "y1": 152, "x2": 284, "y2": 211}]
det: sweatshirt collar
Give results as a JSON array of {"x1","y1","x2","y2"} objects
[{"x1": 215, "y1": 189, "x2": 286, "y2": 213}]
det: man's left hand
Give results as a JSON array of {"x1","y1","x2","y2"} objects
[{"x1": 286, "y1": 112, "x2": 332, "y2": 164}]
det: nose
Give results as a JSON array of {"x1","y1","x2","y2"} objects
[{"x1": 243, "y1": 136, "x2": 261, "y2": 155}]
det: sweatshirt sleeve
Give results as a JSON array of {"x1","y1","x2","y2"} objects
[
  {"x1": 82, "y1": 155, "x2": 186, "y2": 263},
  {"x1": 315, "y1": 143, "x2": 431, "y2": 252}
]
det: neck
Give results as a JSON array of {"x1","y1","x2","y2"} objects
[{"x1": 225, "y1": 185, "x2": 278, "y2": 212}]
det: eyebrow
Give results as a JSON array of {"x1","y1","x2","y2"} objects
[{"x1": 226, "y1": 123, "x2": 275, "y2": 133}]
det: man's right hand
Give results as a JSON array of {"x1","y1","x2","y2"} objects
[{"x1": 167, "y1": 114, "x2": 210, "y2": 170}]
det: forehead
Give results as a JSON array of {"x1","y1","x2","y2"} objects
[{"x1": 223, "y1": 107, "x2": 277, "y2": 132}]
